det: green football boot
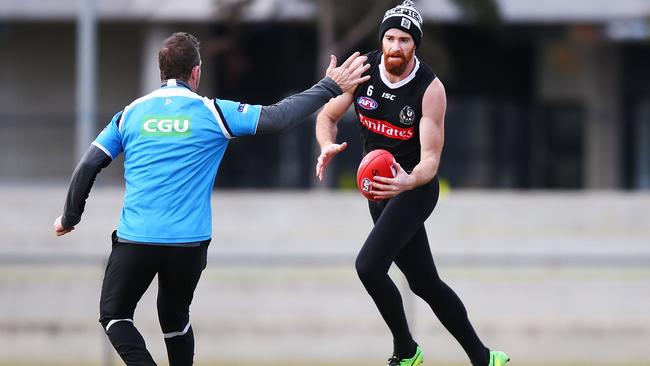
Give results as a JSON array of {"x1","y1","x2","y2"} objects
[
  {"x1": 488, "y1": 350, "x2": 510, "y2": 366},
  {"x1": 387, "y1": 345, "x2": 423, "y2": 366}
]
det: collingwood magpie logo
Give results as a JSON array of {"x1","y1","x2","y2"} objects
[{"x1": 399, "y1": 105, "x2": 415, "y2": 126}]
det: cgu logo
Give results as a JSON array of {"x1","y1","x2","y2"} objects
[
  {"x1": 357, "y1": 96, "x2": 378, "y2": 110},
  {"x1": 141, "y1": 116, "x2": 192, "y2": 137}
]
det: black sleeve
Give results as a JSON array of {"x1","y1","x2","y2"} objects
[
  {"x1": 60, "y1": 145, "x2": 112, "y2": 229},
  {"x1": 255, "y1": 77, "x2": 343, "y2": 134}
]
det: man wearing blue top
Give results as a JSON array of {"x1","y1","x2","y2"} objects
[{"x1": 53, "y1": 32, "x2": 369, "y2": 365}]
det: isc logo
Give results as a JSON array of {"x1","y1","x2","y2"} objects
[
  {"x1": 141, "y1": 116, "x2": 191, "y2": 137},
  {"x1": 357, "y1": 96, "x2": 378, "y2": 110}
]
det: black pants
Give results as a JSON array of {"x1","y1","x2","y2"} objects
[
  {"x1": 99, "y1": 231, "x2": 208, "y2": 366},
  {"x1": 355, "y1": 178, "x2": 489, "y2": 366}
]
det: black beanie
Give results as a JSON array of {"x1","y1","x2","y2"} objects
[{"x1": 379, "y1": 1, "x2": 423, "y2": 49}]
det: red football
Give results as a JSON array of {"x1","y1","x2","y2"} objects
[{"x1": 356, "y1": 149, "x2": 396, "y2": 200}]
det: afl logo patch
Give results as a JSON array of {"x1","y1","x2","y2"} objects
[
  {"x1": 357, "y1": 96, "x2": 378, "y2": 110},
  {"x1": 399, "y1": 105, "x2": 415, "y2": 126}
]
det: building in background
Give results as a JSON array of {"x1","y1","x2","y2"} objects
[{"x1": 1, "y1": 0, "x2": 649, "y2": 189}]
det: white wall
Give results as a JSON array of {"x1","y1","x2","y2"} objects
[
  {"x1": 1, "y1": 187, "x2": 649, "y2": 365},
  {"x1": 0, "y1": 23, "x2": 216, "y2": 181}
]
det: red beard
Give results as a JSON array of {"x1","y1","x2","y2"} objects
[{"x1": 383, "y1": 48, "x2": 415, "y2": 76}]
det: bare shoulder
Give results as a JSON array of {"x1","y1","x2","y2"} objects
[
  {"x1": 424, "y1": 77, "x2": 446, "y2": 102},
  {"x1": 422, "y1": 77, "x2": 447, "y2": 116}
]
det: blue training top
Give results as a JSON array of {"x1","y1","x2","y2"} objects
[{"x1": 93, "y1": 79, "x2": 261, "y2": 244}]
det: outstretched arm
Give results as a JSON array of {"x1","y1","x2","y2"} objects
[
  {"x1": 256, "y1": 77, "x2": 342, "y2": 134},
  {"x1": 53, "y1": 145, "x2": 112, "y2": 236},
  {"x1": 255, "y1": 52, "x2": 369, "y2": 134}
]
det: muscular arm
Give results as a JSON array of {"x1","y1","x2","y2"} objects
[
  {"x1": 314, "y1": 90, "x2": 355, "y2": 180},
  {"x1": 316, "y1": 90, "x2": 354, "y2": 147},
  {"x1": 409, "y1": 77, "x2": 446, "y2": 186},
  {"x1": 256, "y1": 77, "x2": 343, "y2": 134},
  {"x1": 60, "y1": 145, "x2": 112, "y2": 229}
]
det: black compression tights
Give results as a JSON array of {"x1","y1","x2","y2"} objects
[{"x1": 355, "y1": 178, "x2": 489, "y2": 366}]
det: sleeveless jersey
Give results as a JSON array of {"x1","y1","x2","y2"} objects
[{"x1": 353, "y1": 50, "x2": 436, "y2": 172}]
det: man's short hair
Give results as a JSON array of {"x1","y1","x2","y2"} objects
[{"x1": 159, "y1": 32, "x2": 201, "y2": 82}]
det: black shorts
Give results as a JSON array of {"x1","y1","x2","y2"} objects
[{"x1": 99, "y1": 231, "x2": 209, "y2": 336}]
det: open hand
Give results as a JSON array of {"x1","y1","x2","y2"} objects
[
  {"x1": 316, "y1": 142, "x2": 348, "y2": 181},
  {"x1": 325, "y1": 52, "x2": 371, "y2": 93},
  {"x1": 370, "y1": 161, "x2": 416, "y2": 200}
]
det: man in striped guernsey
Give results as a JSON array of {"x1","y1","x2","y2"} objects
[{"x1": 315, "y1": 2, "x2": 509, "y2": 366}]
